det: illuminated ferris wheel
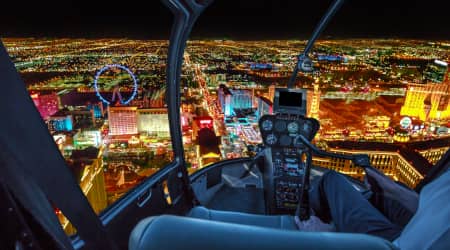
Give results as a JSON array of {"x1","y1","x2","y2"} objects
[{"x1": 93, "y1": 64, "x2": 138, "y2": 105}]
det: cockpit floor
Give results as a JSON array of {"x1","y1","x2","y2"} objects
[{"x1": 205, "y1": 186, "x2": 265, "y2": 215}]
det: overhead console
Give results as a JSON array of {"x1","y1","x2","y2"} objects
[{"x1": 259, "y1": 88, "x2": 319, "y2": 214}]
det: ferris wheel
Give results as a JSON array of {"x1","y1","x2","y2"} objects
[{"x1": 94, "y1": 64, "x2": 138, "y2": 105}]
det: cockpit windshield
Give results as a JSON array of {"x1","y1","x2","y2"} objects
[
  {"x1": 1, "y1": 0, "x2": 449, "y2": 242},
  {"x1": 182, "y1": 38, "x2": 450, "y2": 182},
  {"x1": 181, "y1": 0, "x2": 450, "y2": 183}
]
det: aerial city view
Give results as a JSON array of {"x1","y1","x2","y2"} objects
[
  {"x1": 2, "y1": 0, "x2": 450, "y2": 247},
  {"x1": 3, "y1": 38, "x2": 449, "y2": 220}
]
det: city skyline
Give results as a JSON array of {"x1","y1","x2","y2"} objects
[{"x1": 2, "y1": 37, "x2": 449, "y2": 232}]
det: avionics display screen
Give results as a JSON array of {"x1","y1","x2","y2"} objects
[
  {"x1": 273, "y1": 88, "x2": 307, "y2": 115},
  {"x1": 278, "y1": 91, "x2": 303, "y2": 107}
]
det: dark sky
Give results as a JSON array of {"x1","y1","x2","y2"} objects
[{"x1": 0, "y1": 0, "x2": 449, "y2": 39}]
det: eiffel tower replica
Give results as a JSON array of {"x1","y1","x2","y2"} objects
[{"x1": 401, "y1": 64, "x2": 450, "y2": 121}]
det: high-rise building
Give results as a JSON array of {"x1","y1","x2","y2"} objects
[
  {"x1": 87, "y1": 102, "x2": 104, "y2": 118},
  {"x1": 423, "y1": 60, "x2": 449, "y2": 83},
  {"x1": 307, "y1": 84, "x2": 321, "y2": 119},
  {"x1": 73, "y1": 130, "x2": 102, "y2": 149},
  {"x1": 108, "y1": 106, "x2": 138, "y2": 135},
  {"x1": 137, "y1": 108, "x2": 170, "y2": 138},
  {"x1": 256, "y1": 95, "x2": 273, "y2": 119},
  {"x1": 70, "y1": 109, "x2": 95, "y2": 129},
  {"x1": 268, "y1": 84, "x2": 276, "y2": 102},
  {"x1": 218, "y1": 85, "x2": 253, "y2": 117},
  {"x1": 31, "y1": 92, "x2": 60, "y2": 120},
  {"x1": 217, "y1": 84, "x2": 232, "y2": 115},
  {"x1": 48, "y1": 113, "x2": 73, "y2": 132},
  {"x1": 230, "y1": 89, "x2": 253, "y2": 110},
  {"x1": 63, "y1": 147, "x2": 107, "y2": 234}
]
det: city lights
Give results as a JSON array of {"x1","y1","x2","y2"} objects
[{"x1": 2, "y1": 38, "x2": 449, "y2": 233}]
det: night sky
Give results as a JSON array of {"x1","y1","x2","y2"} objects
[{"x1": 0, "y1": 0, "x2": 449, "y2": 39}]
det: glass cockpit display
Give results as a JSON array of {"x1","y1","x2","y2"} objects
[
  {"x1": 279, "y1": 91, "x2": 303, "y2": 107},
  {"x1": 273, "y1": 88, "x2": 307, "y2": 115}
]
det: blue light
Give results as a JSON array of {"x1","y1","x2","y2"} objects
[
  {"x1": 51, "y1": 116, "x2": 73, "y2": 132},
  {"x1": 317, "y1": 55, "x2": 343, "y2": 62},
  {"x1": 93, "y1": 64, "x2": 138, "y2": 105},
  {"x1": 87, "y1": 104, "x2": 103, "y2": 118},
  {"x1": 65, "y1": 117, "x2": 73, "y2": 131},
  {"x1": 250, "y1": 63, "x2": 272, "y2": 70}
]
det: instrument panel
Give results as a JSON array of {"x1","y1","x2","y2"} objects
[
  {"x1": 259, "y1": 114, "x2": 319, "y2": 149},
  {"x1": 259, "y1": 114, "x2": 319, "y2": 212}
]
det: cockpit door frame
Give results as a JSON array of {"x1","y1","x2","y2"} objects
[{"x1": 161, "y1": 0, "x2": 214, "y2": 205}]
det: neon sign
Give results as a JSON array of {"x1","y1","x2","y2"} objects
[{"x1": 400, "y1": 117, "x2": 412, "y2": 129}]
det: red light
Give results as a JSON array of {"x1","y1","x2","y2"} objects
[
  {"x1": 200, "y1": 120, "x2": 212, "y2": 125},
  {"x1": 54, "y1": 207, "x2": 62, "y2": 215},
  {"x1": 181, "y1": 116, "x2": 188, "y2": 126}
]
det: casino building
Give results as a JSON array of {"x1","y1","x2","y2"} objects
[
  {"x1": 137, "y1": 108, "x2": 170, "y2": 138},
  {"x1": 107, "y1": 106, "x2": 170, "y2": 138},
  {"x1": 314, "y1": 138, "x2": 450, "y2": 188},
  {"x1": 400, "y1": 62, "x2": 450, "y2": 121},
  {"x1": 108, "y1": 106, "x2": 139, "y2": 136}
]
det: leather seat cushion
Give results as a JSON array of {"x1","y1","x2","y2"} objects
[
  {"x1": 187, "y1": 206, "x2": 298, "y2": 230},
  {"x1": 129, "y1": 215, "x2": 396, "y2": 250}
]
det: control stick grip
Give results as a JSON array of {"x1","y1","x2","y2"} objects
[
  {"x1": 296, "y1": 150, "x2": 312, "y2": 221},
  {"x1": 297, "y1": 189, "x2": 310, "y2": 221}
]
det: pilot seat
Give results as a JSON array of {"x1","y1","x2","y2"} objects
[{"x1": 129, "y1": 211, "x2": 395, "y2": 250}]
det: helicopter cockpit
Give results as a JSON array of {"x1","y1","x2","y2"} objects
[{"x1": 0, "y1": 0, "x2": 449, "y2": 249}]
